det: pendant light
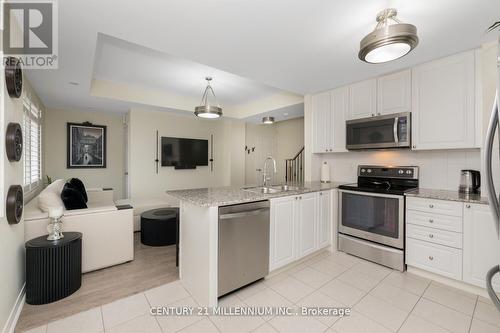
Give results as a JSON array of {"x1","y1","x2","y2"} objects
[
  {"x1": 195, "y1": 77, "x2": 223, "y2": 118},
  {"x1": 359, "y1": 8, "x2": 418, "y2": 64},
  {"x1": 262, "y1": 116, "x2": 275, "y2": 124}
]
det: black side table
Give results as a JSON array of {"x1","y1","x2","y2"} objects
[{"x1": 26, "y1": 232, "x2": 82, "y2": 305}]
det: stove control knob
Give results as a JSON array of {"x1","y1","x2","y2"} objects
[
  {"x1": 406, "y1": 170, "x2": 412, "y2": 175},
  {"x1": 398, "y1": 169, "x2": 404, "y2": 174},
  {"x1": 367, "y1": 169, "x2": 372, "y2": 173},
  {"x1": 361, "y1": 168, "x2": 366, "y2": 173}
]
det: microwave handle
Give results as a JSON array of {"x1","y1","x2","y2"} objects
[{"x1": 393, "y1": 117, "x2": 399, "y2": 143}]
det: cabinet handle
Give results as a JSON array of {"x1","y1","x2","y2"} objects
[
  {"x1": 377, "y1": 112, "x2": 381, "y2": 115},
  {"x1": 320, "y1": 192, "x2": 323, "y2": 196},
  {"x1": 429, "y1": 204, "x2": 434, "y2": 208},
  {"x1": 325, "y1": 149, "x2": 328, "y2": 152},
  {"x1": 429, "y1": 234, "x2": 434, "y2": 238},
  {"x1": 412, "y1": 145, "x2": 416, "y2": 149},
  {"x1": 299, "y1": 196, "x2": 302, "y2": 200},
  {"x1": 329, "y1": 149, "x2": 332, "y2": 152},
  {"x1": 429, "y1": 219, "x2": 434, "y2": 223},
  {"x1": 371, "y1": 113, "x2": 375, "y2": 117},
  {"x1": 295, "y1": 197, "x2": 298, "y2": 200},
  {"x1": 428, "y1": 256, "x2": 434, "y2": 261},
  {"x1": 466, "y1": 204, "x2": 471, "y2": 208}
]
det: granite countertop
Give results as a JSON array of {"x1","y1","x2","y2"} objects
[
  {"x1": 166, "y1": 181, "x2": 346, "y2": 207},
  {"x1": 405, "y1": 188, "x2": 488, "y2": 205}
]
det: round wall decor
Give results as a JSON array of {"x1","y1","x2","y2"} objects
[
  {"x1": 6, "y1": 122, "x2": 23, "y2": 162},
  {"x1": 6, "y1": 185, "x2": 23, "y2": 224},
  {"x1": 5, "y1": 57, "x2": 23, "y2": 98}
]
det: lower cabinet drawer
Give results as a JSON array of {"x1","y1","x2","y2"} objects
[
  {"x1": 406, "y1": 210, "x2": 463, "y2": 233},
  {"x1": 407, "y1": 224, "x2": 463, "y2": 249},
  {"x1": 406, "y1": 238, "x2": 462, "y2": 280}
]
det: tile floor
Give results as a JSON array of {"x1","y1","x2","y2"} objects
[{"x1": 22, "y1": 251, "x2": 500, "y2": 333}]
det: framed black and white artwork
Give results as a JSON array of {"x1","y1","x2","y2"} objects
[{"x1": 67, "y1": 122, "x2": 106, "y2": 168}]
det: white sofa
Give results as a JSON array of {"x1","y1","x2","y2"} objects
[{"x1": 24, "y1": 184, "x2": 134, "y2": 273}]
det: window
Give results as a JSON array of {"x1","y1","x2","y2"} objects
[{"x1": 23, "y1": 95, "x2": 42, "y2": 194}]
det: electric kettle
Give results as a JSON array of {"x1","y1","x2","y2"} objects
[{"x1": 459, "y1": 170, "x2": 481, "y2": 194}]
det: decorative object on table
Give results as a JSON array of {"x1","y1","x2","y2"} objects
[
  {"x1": 194, "y1": 77, "x2": 223, "y2": 118},
  {"x1": 321, "y1": 161, "x2": 331, "y2": 183},
  {"x1": 25, "y1": 232, "x2": 82, "y2": 305},
  {"x1": 141, "y1": 207, "x2": 179, "y2": 253},
  {"x1": 38, "y1": 179, "x2": 65, "y2": 212},
  {"x1": 5, "y1": 122, "x2": 23, "y2": 162},
  {"x1": 6, "y1": 185, "x2": 23, "y2": 224},
  {"x1": 47, "y1": 206, "x2": 64, "y2": 240},
  {"x1": 358, "y1": 8, "x2": 418, "y2": 64},
  {"x1": 4, "y1": 56, "x2": 23, "y2": 98},
  {"x1": 67, "y1": 122, "x2": 106, "y2": 168},
  {"x1": 61, "y1": 182, "x2": 87, "y2": 210}
]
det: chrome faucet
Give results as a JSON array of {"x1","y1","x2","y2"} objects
[{"x1": 262, "y1": 156, "x2": 277, "y2": 187}]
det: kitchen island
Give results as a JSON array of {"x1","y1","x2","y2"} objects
[{"x1": 166, "y1": 182, "x2": 343, "y2": 306}]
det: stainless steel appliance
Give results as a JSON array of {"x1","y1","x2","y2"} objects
[
  {"x1": 218, "y1": 201, "x2": 270, "y2": 297},
  {"x1": 338, "y1": 165, "x2": 419, "y2": 271},
  {"x1": 483, "y1": 38, "x2": 500, "y2": 311},
  {"x1": 346, "y1": 112, "x2": 411, "y2": 150},
  {"x1": 459, "y1": 170, "x2": 481, "y2": 194}
]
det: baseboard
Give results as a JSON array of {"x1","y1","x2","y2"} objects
[{"x1": 2, "y1": 283, "x2": 25, "y2": 333}]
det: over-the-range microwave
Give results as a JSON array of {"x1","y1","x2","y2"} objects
[{"x1": 346, "y1": 112, "x2": 411, "y2": 150}]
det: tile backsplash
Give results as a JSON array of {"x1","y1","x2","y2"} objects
[{"x1": 321, "y1": 149, "x2": 482, "y2": 191}]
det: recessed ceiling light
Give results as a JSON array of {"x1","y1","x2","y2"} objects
[
  {"x1": 69, "y1": 81, "x2": 79, "y2": 86},
  {"x1": 359, "y1": 8, "x2": 418, "y2": 64},
  {"x1": 262, "y1": 116, "x2": 275, "y2": 124}
]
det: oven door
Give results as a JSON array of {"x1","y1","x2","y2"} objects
[{"x1": 338, "y1": 189, "x2": 404, "y2": 249}]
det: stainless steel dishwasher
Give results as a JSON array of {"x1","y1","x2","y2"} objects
[{"x1": 218, "y1": 200, "x2": 270, "y2": 297}]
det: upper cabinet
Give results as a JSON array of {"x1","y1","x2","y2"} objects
[
  {"x1": 411, "y1": 51, "x2": 477, "y2": 150},
  {"x1": 312, "y1": 87, "x2": 348, "y2": 153},
  {"x1": 377, "y1": 69, "x2": 411, "y2": 115},
  {"x1": 348, "y1": 79, "x2": 377, "y2": 120}
]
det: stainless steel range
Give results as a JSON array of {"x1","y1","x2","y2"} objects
[{"x1": 338, "y1": 165, "x2": 419, "y2": 271}]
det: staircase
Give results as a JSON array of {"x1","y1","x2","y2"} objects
[{"x1": 285, "y1": 147, "x2": 304, "y2": 183}]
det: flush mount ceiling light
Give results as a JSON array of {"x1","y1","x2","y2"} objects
[
  {"x1": 359, "y1": 8, "x2": 418, "y2": 64},
  {"x1": 262, "y1": 116, "x2": 275, "y2": 124},
  {"x1": 194, "y1": 77, "x2": 223, "y2": 119}
]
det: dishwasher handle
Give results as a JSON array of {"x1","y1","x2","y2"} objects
[{"x1": 219, "y1": 208, "x2": 269, "y2": 220}]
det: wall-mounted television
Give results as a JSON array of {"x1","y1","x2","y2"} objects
[{"x1": 161, "y1": 137, "x2": 208, "y2": 169}]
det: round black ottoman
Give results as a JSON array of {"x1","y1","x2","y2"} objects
[{"x1": 141, "y1": 208, "x2": 178, "y2": 246}]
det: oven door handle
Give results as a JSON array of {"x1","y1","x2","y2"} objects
[
  {"x1": 338, "y1": 189, "x2": 404, "y2": 200},
  {"x1": 393, "y1": 117, "x2": 399, "y2": 144}
]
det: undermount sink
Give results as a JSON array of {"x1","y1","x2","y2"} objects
[
  {"x1": 242, "y1": 184, "x2": 303, "y2": 194},
  {"x1": 244, "y1": 186, "x2": 282, "y2": 194}
]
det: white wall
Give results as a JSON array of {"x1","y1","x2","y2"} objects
[
  {"x1": 128, "y1": 108, "x2": 245, "y2": 198},
  {"x1": 244, "y1": 117, "x2": 304, "y2": 185},
  {"x1": 43, "y1": 108, "x2": 125, "y2": 199},
  {"x1": 275, "y1": 118, "x2": 304, "y2": 182},
  {"x1": 0, "y1": 72, "x2": 25, "y2": 333}
]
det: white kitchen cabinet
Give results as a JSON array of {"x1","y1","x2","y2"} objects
[
  {"x1": 317, "y1": 190, "x2": 332, "y2": 249},
  {"x1": 348, "y1": 78, "x2": 377, "y2": 120},
  {"x1": 311, "y1": 87, "x2": 348, "y2": 153},
  {"x1": 312, "y1": 91, "x2": 331, "y2": 153},
  {"x1": 329, "y1": 87, "x2": 349, "y2": 153},
  {"x1": 411, "y1": 51, "x2": 476, "y2": 150},
  {"x1": 377, "y1": 69, "x2": 411, "y2": 115},
  {"x1": 296, "y1": 192, "x2": 318, "y2": 258},
  {"x1": 269, "y1": 196, "x2": 297, "y2": 271},
  {"x1": 463, "y1": 203, "x2": 500, "y2": 290},
  {"x1": 270, "y1": 191, "x2": 331, "y2": 271}
]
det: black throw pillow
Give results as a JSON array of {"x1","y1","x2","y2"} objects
[
  {"x1": 69, "y1": 178, "x2": 88, "y2": 203},
  {"x1": 61, "y1": 183, "x2": 88, "y2": 210}
]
